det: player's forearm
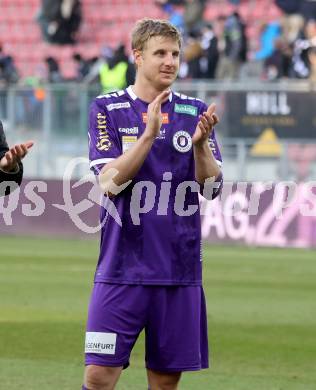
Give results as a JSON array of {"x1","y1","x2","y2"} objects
[
  {"x1": 193, "y1": 142, "x2": 221, "y2": 184},
  {"x1": 99, "y1": 132, "x2": 154, "y2": 195}
]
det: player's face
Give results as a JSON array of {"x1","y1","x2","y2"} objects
[{"x1": 135, "y1": 36, "x2": 180, "y2": 89}]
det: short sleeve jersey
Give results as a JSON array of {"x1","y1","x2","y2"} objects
[{"x1": 89, "y1": 86, "x2": 222, "y2": 285}]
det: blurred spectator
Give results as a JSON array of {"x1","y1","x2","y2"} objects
[
  {"x1": 37, "y1": 0, "x2": 82, "y2": 44},
  {"x1": 291, "y1": 19, "x2": 316, "y2": 78},
  {"x1": 181, "y1": 23, "x2": 219, "y2": 79},
  {"x1": 183, "y1": 0, "x2": 207, "y2": 31},
  {"x1": 82, "y1": 57, "x2": 100, "y2": 83},
  {"x1": 15, "y1": 74, "x2": 46, "y2": 128},
  {"x1": 199, "y1": 23, "x2": 219, "y2": 79},
  {"x1": 82, "y1": 47, "x2": 113, "y2": 85},
  {"x1": 308, "y1": 46, "x2": 316, "y2": 81},
  {"x1": 0, "y1": 45, "x2": 19, "y2": 119},
  {"x1": 99, "y1": 44, "x2": 135, "y2": 93},
  {"x1": 214, "y1": 15, "x2": 226, "y2": 67},
  {"x1": 216, "y1": 12, "x2": 248, "y2": 80},
  {"x1": 0, "y1": 45, "x2": 19, "y2": 86},
  {"x1": 0, "y1": 56, "x2": 19, "y2": 86},
  {"x1": 300, "y1": 0, "x2": 316, "y2": 21},
  {"x1": 157, "y1": 1, "x2": 185, "y2": 31},
  {"x1": 72, "y1": 53, "x2": 91, "y2": 81},
  {"x1": 291, "y1": 36, "x2": 310, "y2": 78},
  {"x1": 45, "y1": 57, "x2": 63, "y2": 83},
  {"x1": 304, "y1": 17, "x2": 316, "y2": 40},
  {"x1": 264, "y1": 38, "x2": 292, "y2": 79},
  {"x1": 275, "y1": 0, "x2": 304, "y2": 43},
  {"x1": 156, "y1": 0, "x2": 206, "y2": 32},
  {"x1": 275, "y1": 0, "x2": 300, "y2": 15},
  {"x1": 183, "y1": 29, "x2": 203, "y2": 78},
  {"x1": 251, "y1": 21, "x2": 282, "y2": 79},
  {"x1": 254, "y1": 22, "x2": 282, "y2": 61}
]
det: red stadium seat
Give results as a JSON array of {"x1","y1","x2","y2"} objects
[
  {"x1": 0, "y1": 0, "x2": 283, "y2": 78},
  {"x1": 204, "y1": 5, "x2": 220, "y2": 21}
]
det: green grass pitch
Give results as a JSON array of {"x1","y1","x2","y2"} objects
[{"x1": 0, "y1": 236, "x2": 316, "y2": 389}]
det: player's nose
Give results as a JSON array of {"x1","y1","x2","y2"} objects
[{"x1": 164, "y1": 53, "x2": 176, "y2": 67}]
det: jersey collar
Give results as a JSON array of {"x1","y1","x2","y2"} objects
[{"x1": 126, "y1": 86, "x2": 173, "y2": 103}]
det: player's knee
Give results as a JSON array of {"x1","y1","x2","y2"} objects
[
  {"x1": 84, "y1": 365, "x2": 121, "y2": 390},
  {"x1": 148, "y1": 370, "x2": 181, "y2": 390},
  {"x1": 159, "y1": 376, "x2": 181, "y2": 390}
]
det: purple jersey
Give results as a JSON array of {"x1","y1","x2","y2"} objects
[{"x1": 89, "y1": 86, "x2": 222, "y2": 285}]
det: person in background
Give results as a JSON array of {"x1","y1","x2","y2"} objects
[
  {"x1": 99, "y1": 44, "x2": 135, "y2": 93},
  {"x1": 80, "y1": 47, "x2": 114, "y2": 86},
  {"x1": 72, "y1": 53, "x2": 92, "y2": 81},
  {"x1": 37, "y1": 0, "x2": 82, "y2": 44},
  {"x1": 155, "y1": 0, "x2": 206, "y2": 32},
  {"x1": 264, "y1": 37, "x2": 292, "y2": 80},
  {"x1": 45, "y1": 56, "x2": 63, "y2": 83},
  {"x1": 251, "y1": 21, "x2": 282, "y2": 79},
  {"x1": 216, "y1": 12, "x2": 248, "y2": 80},
  {"x1": 300, "y1": 0, "x2": 316, "y2": 22},
  {"x1": 0, "y1": 45, "x2": 19, "y2": 122},
  {"x1": 307, "y1": 45, "x2": 316, "y2": 81},
  {"x1": 0, "y1": 121, "x2": 33, "y2": 196},
  {"x1": 156, "y1": 0, "x2": 185, "y2": 31},
  {"x1": 291, "y1": 19, "x2": 316, "y2": 79},
  {"x1": 200, "y1": 22, "x2": 219, "y2": 79},
  {"x1": 275, "y1": 0, "x2": 304, "y2": 44},
  {"x1": 181, "y1": 23, "x2": 219, "y2": 80},
  {"x1": 254, "y1": 21, "x2": 282, "y2": 62},
  {"x1": 0, "y1": 55, "x2": 19, "y2": 86},
  {"x1": 183, "y1": 28, "x2": 203, "y2": 78}
]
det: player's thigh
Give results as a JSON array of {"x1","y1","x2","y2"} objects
[
  {"x1": 147, "y1": 368, "x2": 181, "y2": 390},
  {"x1": 145, "y1": 285, "x2": 209, "y2": 372},
  {"x1": 84, "y1": 364, "x2": 123, "y2": 390},
  {"x1": 85, "y1": 283, "x2": 150, "y2": 368}
]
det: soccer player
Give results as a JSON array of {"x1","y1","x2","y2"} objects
[
  {"x1": 84, "y1": 18, "x2": 223, "y2": 390},
  {"x1": 0, "y1": 120, "x2": 33, "y2": 196}
]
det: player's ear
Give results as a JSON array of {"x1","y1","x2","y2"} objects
[{"x1": 133, "y1": 49, "x2": 142, "y2": 68}]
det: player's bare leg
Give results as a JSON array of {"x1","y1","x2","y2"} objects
[
  {"x1": 84, "y1": 365, "x2": 123, "y2": 390},
  {"x1": 147, "y1": 369, "x2": 181, "y2": 390}
]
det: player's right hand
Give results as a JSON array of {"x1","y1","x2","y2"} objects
[
  {"x1": 0, "y1": 141, "x2": 34, "y2": 172},
  {"x1": 144, "y1": 89, "x2": 170, "y2": 139}
]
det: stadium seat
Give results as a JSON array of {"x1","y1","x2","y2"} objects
[
  {"x1": 238, "y1": 3, "x2": 251, "y2": 21},
  {"x1": 0, "y1": 0, "x2": 285, "y2": 79},
  {"x1": 204, "y1": 5, "x2": 220, "y2": 21}
]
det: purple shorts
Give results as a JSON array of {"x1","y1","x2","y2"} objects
[{"x1": 84, "y1": 283, "x2": 209, "y2": 372}]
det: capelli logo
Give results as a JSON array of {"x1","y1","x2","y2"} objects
[{"x1": 118, "y1": 127, "x2": 139, "y2": 134}]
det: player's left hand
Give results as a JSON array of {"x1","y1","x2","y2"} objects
[
  {"x1": 0, "y1": 141, "x2": 34, "y2": 172},
  {"x1": 192, "y1": 103, "x2": 219, "y2": 147}
]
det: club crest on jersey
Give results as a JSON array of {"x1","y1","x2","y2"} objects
[{"x1": 173, "y1": 131, "x2": 192, "y2": 153}]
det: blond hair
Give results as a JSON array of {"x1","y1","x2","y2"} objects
[{"x1": 131, "y1": 18, "x2": 182, "y2": 51}]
